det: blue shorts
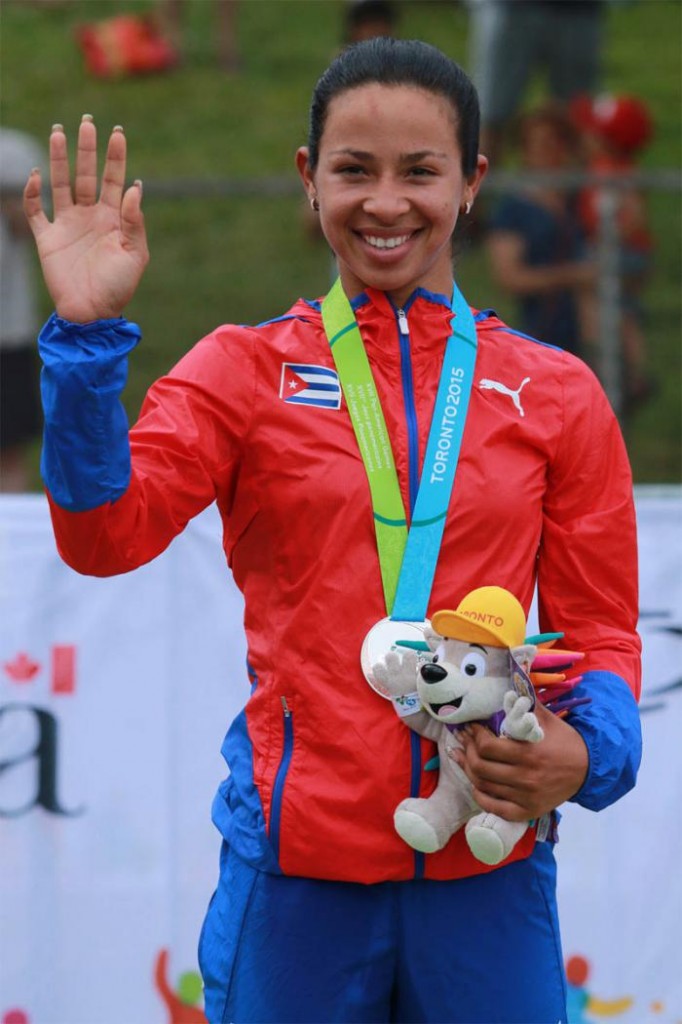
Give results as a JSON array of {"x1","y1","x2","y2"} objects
[{"x1": 198, "y1": 841, "x2": 567, "y2": 1024}]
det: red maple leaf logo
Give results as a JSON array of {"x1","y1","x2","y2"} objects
[{"x1": 3, "y1": 652, "x2": 41, "y2": 682}]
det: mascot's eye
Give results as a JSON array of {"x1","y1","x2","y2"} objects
[
  {"x1": 432, "y1": 655, "x2": 439, "y2": 664},
  {"x1": 461, "y1": 652, "x2": 486, "y2": 677}
]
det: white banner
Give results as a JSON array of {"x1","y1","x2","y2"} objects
[
  {"x1": 0, "y1": 489, "x2": 680, "y2": 1024},
  {"x1": 556, "y1": 490, "x2": 682, "y2": 1024}
]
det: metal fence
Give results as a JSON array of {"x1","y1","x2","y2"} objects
[
  {"x1": 132, "y1": 167, "x2": 681, "y2": 419},
  {"x1": 9, "y1": 167, "x2": 682, "y2": 421}
]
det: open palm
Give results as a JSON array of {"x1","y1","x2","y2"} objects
[{"x1": 23, "y1": 117, "x2": 149, "y2": 323}]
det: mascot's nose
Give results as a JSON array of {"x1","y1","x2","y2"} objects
[{"x1": 420, "y1": 663, "x2": 448, "y2": 684}]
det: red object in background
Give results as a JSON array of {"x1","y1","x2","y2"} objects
[
  {"x1": 51, "y1": 645, "x2": 76, "y2": 695},
  {"x1": 3, "y1": 652, "x2": 41, "y2": 682},
  {"x1": 2, "y1": 1009, "x2": 31, "y2": 1024},
  {"x1": 565, "y1": 954, "x2": 590, "y2": 987},
  {"x1": 76, "y1": 15, "x2": 178, "y2": 78},
  {"x1": 570, "y1": 93, "x2": 654, "y2": 156}
]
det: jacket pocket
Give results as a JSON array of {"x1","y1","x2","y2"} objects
[{"x1": 269, "y1": 696, "x2": 294, "y2": 863}]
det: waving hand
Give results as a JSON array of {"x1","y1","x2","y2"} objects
[{"x1": 23, "y1": 116, "x2": 149, "y2": 324}]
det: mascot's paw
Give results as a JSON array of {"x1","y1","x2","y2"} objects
[
  {"x1": 465, "y1": 822, "x2": 507, "y2": 866},
  {"x1": 372, "y1": 649, "x2": 420, "y2": 699},
  {"x1": 502, "y1": 691, "x2": 544, "y2": 743},
  {"x1": 394, "y1": 806, "x2": 442, "y2": 854}
]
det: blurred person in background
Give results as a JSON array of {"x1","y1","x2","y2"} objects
[
  {"x1": 343, "y1": 0, "x2": 398, "y2": 43},
  {"x1": 23, "y1": 40, "x2": 641, "y2": 1024},
  {"x1": 466, "y1": 0, "x2": 605, "y2": 167},
  {"x1": 485, "y1": 104, "x2": 596, "y2": 358},
  {"x1": 159, "y1": 0, "x2": 240, "y2": 72},
  {"x1": 1, "y1": 126, "x2": 46, "y2": 492},
  {"x1": 571, "y1": 92, "x2": 657, "y2": 414}
]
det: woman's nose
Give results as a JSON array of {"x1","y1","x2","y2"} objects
[{"x1": 362, "y1": 181, "x2": 410, "y2": 220}]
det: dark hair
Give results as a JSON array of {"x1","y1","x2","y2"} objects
[{"x1": 306, "y1": 38, "x2": 480, "y2": 175}]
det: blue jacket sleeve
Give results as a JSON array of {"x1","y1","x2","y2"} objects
[
  {"x1": 39, "y1": 314, "x2": 141, "y2": 511},
  {"x1": 566, "y1": 670, "x2": 642, "y2": 811}
]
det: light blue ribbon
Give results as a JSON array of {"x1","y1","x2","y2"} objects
[{"x1": 390, "y1": 285, "x2": 477, "y2": 621}]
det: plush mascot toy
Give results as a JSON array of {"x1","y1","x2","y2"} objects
[{"x1": 372, "y1": 586, "x2": 584, "y2": 865}]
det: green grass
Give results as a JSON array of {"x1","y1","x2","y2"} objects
[{"x1": 2, "y1": 0, "x2": 680, "y2": 483}]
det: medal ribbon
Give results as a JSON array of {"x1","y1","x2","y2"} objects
[{"x1": 322, "y1": 277, "x2": 477, "y2": 620}]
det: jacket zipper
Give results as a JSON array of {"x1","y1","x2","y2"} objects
[
  {"x1": 269, "y1": 696, "x2": 294, "y2": 863},
  {"x1": 395, "y1": 305, "x2": 425, "y2": 880},
  {"x1": 396, "y1": 308, "x2": 420, "y2": 515}
]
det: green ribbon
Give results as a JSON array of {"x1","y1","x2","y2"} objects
[
  {"x1": 322, "y1": 278, "x2": 408, "y2": 612},
  {"x1": 322, "y1": 277, "x2": 477, "y2": 619}
]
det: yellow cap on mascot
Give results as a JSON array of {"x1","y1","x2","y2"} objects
[{"x1": 431, "y1": 587, "x2": 526, "y2": 649}]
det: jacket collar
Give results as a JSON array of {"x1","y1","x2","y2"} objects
[{"x1": 351, "y1": 286, "x2": 452, "y2": 317}]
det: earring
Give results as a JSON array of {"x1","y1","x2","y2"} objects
[
  {"x1": 462, "y1": 201, "x2": 472, "y2": 215},
  {"x1": 311, "y1": 197, "x2": 320, "y2": 212}
]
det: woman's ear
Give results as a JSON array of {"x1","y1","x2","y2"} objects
[
  {"x1": 464, "y1": 154, "x2": 489, "y2": 210},
  {"x1": 296, "y1": 147, "x2": 316, "y2": 203}
]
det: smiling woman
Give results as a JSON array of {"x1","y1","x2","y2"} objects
[
  {"x1": 24, "y1": 36, "x2": 641, "y2": 1024},
  {"x1": 296, "y1": 82, "x2": 487, "y2": 304},
  {"x1": 296, "y1": 40, "x2": 487, "y2": 306}
]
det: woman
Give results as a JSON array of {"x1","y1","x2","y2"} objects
[{"x1": 24, "y1": 38, "x2": 640, "y2": 1024}]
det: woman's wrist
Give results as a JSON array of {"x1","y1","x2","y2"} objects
[{"x1": 54, "y1": 307, "x2": 125, "y2": 325}]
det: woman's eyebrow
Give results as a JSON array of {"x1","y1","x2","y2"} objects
[
  {"x1": 400, "y1": 149, "x2": 449, "y2": 162},
  {"x1": 328, "y1": 148, "x2": 374, "y2": 159},
  {"x1": 327, "y1": 148, "x2": 449, "y2": 162}
]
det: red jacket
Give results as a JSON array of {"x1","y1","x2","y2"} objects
[{"x1": 42, "y1": 286, "x2": 641, "y2": 883}]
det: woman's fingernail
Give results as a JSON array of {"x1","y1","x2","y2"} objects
[
  {"x1": 51, "y1": 123, "x2": 64, "y2": 133},
  {"x1": 81, "y1": 113, "x2": 94, "y2": 123},
  {"x1": 112, "y1": 125, "x2": 124, "y2": 133},
  {"x1": 134, "y1": 179, "x2": 143, "y2": 196},
  {"x1": 30, "y1": 167, "x2": 40, "y2": 175}
]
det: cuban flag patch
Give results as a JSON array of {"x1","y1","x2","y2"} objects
[{"x1": 279, "y1": 363, "x2": 342, "y2": 409}]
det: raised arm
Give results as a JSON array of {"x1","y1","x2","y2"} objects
[
  {"x1": 22, "y1": 117, "x2": 253, "y2": 576},
  {"x1": 23, "y1": 116, "x2": 148, "y2": 322},
  {"x1": 486, "y1": 231, "x2": 596, "y2": 297}
]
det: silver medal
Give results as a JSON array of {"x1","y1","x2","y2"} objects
[{"x1": 361, "y1": 617, "x2": 432, "y2": 698}]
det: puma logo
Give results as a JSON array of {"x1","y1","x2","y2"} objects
[{"x1": 478, "y1": 377, "x2": 531, "y2": 417}]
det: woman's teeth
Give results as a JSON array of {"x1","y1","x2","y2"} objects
[{"x1": 364, "y1": 234, "x2": 411, "y2": 249}]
